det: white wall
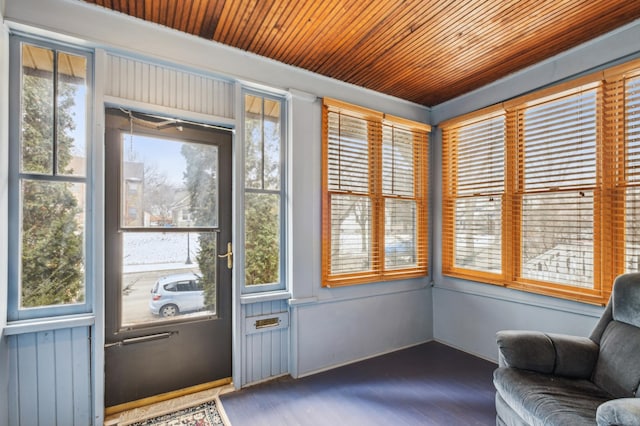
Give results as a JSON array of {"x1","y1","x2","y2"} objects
[{"x1": 430, "y1": 18, "x2": 640, "y2": 362}]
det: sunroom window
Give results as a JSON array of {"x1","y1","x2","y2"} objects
[
  {"x1": 8, "y1": 36, "x2": 93, "y2": 320},
  {"x1": 321, "y1": 98, "x2": 430, "y2": 287},
  {"x1": 442, "y1": 59, "x2": 640, "y2": 305},
  {"x1": 242, "y1": 91, "x2": 286, "y2": 292}
]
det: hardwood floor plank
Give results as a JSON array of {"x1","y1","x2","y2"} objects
[{"x1": 220, "y1": 342, "x2": 497, "y2": 425}]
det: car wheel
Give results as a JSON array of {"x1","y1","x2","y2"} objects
[{"x1": 160, "y1": 304, "x2": 179, "y2": 317}]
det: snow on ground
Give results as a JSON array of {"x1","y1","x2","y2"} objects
[{"x1": 123, "y1": 232, "x2": 202, "y2": 273}]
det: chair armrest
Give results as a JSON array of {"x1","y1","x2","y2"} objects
[
  {"x1": 497, "y1": 330, "x2": 598, "y2": 378},
  {"x1": 597, "y1": 399, "x2": 640, "y2": 426}
]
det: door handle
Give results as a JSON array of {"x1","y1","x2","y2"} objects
[
  {"x1": 105, "y1": 332, "x2": 174, "y2": 348},
  {"x1": 218, "y1": 242, "x2": 233, "y2": 269}
]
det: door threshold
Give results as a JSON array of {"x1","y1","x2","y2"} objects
[{"x1": 104, "y1": 378, "x2": 233, "y2": 424}]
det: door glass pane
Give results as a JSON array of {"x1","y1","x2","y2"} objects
[
  {"x1": 121, "y1": 134, "x2": 218, "y2": 228},
  {"x1": 20, "y1": 179, "x2": 86, "y2": 308},
  {"x1": 121, "y1": 231, "x2": 217, "y2": 326}
]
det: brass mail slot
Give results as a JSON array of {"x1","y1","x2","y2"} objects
[{"x1": 255, "y1": 317, "x2": 280, "y2": 329}]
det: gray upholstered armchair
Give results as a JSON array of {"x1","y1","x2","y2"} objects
[{"x1": 493, "y1": 273, "x2": 640, "y2": 426}]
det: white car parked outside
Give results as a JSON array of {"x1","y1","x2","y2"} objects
[{"x1": 149, "y1": 272, "x2": 205, "y2": 317}]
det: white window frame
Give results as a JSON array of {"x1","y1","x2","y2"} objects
[
  {"x1": 7, "y1": 34, "x2": 94, "y2": 321},
  {"x1": 240, "y1": 88, "x2": 287, "y2": 294}
]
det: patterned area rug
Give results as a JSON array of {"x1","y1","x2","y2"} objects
[{"x1": 129, "y1": 400, "x2": 224, "y2": 426}]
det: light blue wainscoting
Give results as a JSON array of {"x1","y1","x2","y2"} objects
[
  {"x1": 241, "y1": 299, "x2": 290, "y2": 386},
  {"x1": 7, "y1": 326, "x2": 92, "y2": 426}
]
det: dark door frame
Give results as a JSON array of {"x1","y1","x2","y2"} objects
[{"x1": 103, "y1": 107, "x2": 233, "y2": 410}]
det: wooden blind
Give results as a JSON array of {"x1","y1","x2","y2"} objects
[
  {"x1": 326, "y1": 109, "x2": 379, "y2": 275},
  {"x1": 601, "y1": 74, "x2": 626, "y2": 291},
  {"x1": 441, "y1": 59, "x2": 640, "y2": 305},
  {"x1": 442, "y1": 114, "x2": 505, "y2": 278},
  {"x1": 322, "y1": 98, "x2": 429, "y2": 287},
  {"x1": 381, "y1": 123, "x2": 429, "y2": 273},
  {"x1": 625, "y1": 75, "x2": 640, "y2": 274},
  {"x1": 517, "y1": 89, "x2": 598, "y2": 289}
]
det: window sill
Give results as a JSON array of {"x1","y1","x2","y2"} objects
[
  {"x1": 4, "y1": 313, "x2": 95, "y2": 336},
  {"x1": 240, "y1": 290, "x2": 292, "y2": 305}
]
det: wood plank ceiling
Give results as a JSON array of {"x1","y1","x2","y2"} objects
[{"x1": 82, "y1": 0, "x2": 640, "y2": 107}]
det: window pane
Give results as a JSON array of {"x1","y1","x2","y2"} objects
[
  {"x1": 121, "y1": 232, "x2": 216, "y2": 326},
  {"x1": 456, "y1": 116, "x2": 505, "y2": 196},
  {"x1": 626, "y1": 187, "x2": 640, "y2": 273},
  {"x1": 524, "y1": 90, "x2": 597, "y2": 190},
  {"x1": 382, "y1": 125, "x2": 414, "y2": 197},
  {"x1": 454, "y1": 196, "x2": 502, "y2": 273},
  {"x1": 628, "y1": 76, "x2": 640, "y2": 183},
  {"x1": 21, "y1": 44, "x2": 54, "y2": 174},
  {"x1": 330, "y1": 194, "x2": 371, "y2": 274},
  {"x1": 245, "y1": 94, "x2": 263, "y2": 189},
  {"x1": 244, "y1": 95, "x2": 282, "y2": 191},
  {"x1": 245, "y1": 192, "x2": 280, "y2": 285},
  {"x1": 385, "y1": 199, "x2": 416, "y2": 269},
  {"x1": 521, "y1": 191, "x2": 593, "y2": 287},
  {"x1": 626, "y1": 76, "x2": 640, "y2": 273},
  {"x1": 57, "y1": 51, "x2": 88, "y2": 177},
  {"x1": 20, "y1": 179, "x2": 85, "y2": 308},
  {"x1": 121, "y1": 134, "x2": 218, "y2": 228},
  {"x1": 263, "y1": 98, "x2": 281, "y2": 190},
  {"x1": 327, "y1": 112, "x2": 370, "y2": 193}
]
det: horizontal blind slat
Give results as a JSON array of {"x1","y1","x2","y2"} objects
[
  {"x1": 523, "y1": 90, "x2": 597, "y2": 190},
  {"x1": 443, "y1": 114, "x2": 505, "y2": 275}
]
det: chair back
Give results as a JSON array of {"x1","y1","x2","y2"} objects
[{"x1": 591, "y1": 273, "x2": 640, "y2": 398}]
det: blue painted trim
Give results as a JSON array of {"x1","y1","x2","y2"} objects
[
  {"x1": 240, "y1": 290, "x2": 291, "y2": 304},
  {"x1": 240, "y1": 89, "x2": 288, "y2": 295},
  {"x1": 3, "y1": 314, "x2": 95, "y2": 335},
  {"x1": 7, "y1": 34, "x2": 95, "y2": 321}
]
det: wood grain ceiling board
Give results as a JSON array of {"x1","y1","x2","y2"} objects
[{"x1": 83, "y1": 0, "x2": 640, "y2": 107}]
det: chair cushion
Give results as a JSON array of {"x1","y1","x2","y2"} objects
[
  {"x1": 592, "y1": 320, "x2": 640, "y2": 398},
  {"x1": 496, "y1": 393, "x2": 529, "y2": 426},
  {"x1": 494, "y1": 367, "x2": 612, "y2": 426}
]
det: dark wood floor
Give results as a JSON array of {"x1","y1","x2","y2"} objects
[{"x1": 220, "y1": 341, "x2": 497, "y2": 425}]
